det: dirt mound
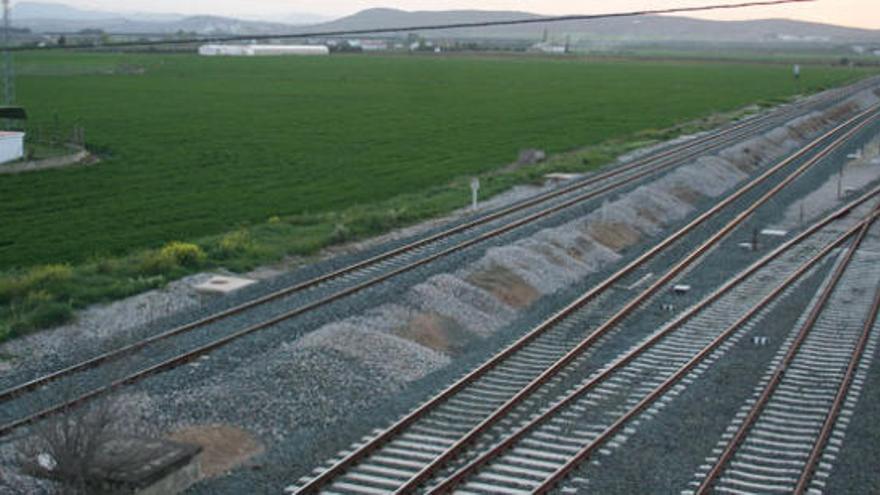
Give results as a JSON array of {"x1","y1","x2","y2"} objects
[
  {"x1": 468, "y1": 264, "x2": 541, "y2": 309},
  {"x1": 395, "y1": 311, "x2": 473, "y2": 354},
  {"x1": 168, "y1": 424, "x2": 264, "y2": 479}
]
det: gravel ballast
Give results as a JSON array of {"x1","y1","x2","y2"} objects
[{"x1": 1, "y1": 86, "x2": 879, "y2": 494}]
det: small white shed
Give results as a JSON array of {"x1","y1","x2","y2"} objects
[
  {"x1": 249, "y1": 45, "x2": 329, "y2": 56},
  {"x1": 0, "y1": 131, "x2": 24, "y2": 164}
]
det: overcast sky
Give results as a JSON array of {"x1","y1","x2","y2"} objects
[{"x1": 22, "y1": 0, "x2": 880, "y2": 29}]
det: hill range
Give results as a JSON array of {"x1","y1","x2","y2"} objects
[{"x1": 12, "y1": 2, "x2": 880, "y2": 43}]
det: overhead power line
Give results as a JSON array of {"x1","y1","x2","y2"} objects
[{"x1": 12, "y1": 0, "x2": 814, "y2": 52}]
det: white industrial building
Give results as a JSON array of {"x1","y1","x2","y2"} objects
[
  {"x1": 0, "y1": 131, "x2": 24, "y2": 164},
  {"x1": 360, "y1": 40, "x2": 389, "y2": 52},
  {"x1": 529, "y1": 42, "x2": 568, "y2": 55},
  {"x1": 198, "y1": 44, "x2": 329, "y2": 57}
]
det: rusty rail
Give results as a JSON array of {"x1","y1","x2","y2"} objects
[
  {"x1": 531, "y1": 207, "x2": 880, "y2": 494},
  {"x1": 430, "y1": 188, "x2": 880, "y2": 494},
  {"x1": 297, "y1": 104, "x2": 880, "y2": 494},
  {"x1": 694, "y1": 205, "x2": 879, "y2": 494},
  {"x1": 792, "y1": 258, "x2": 880, "y2": 494},
  {"x1": 388, "y1": 105, "x2": 880, "y2": 495}
]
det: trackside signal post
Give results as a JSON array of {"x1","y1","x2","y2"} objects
[{"x1": 471, "y1": 177, "x2": 480, "y2": 211}]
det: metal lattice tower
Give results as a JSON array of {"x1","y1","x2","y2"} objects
[{"x1": 2, "y1": 0, "x2": 13, "y2": 105}]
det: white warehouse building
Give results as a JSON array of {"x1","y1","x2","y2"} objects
[
  {"x1": 198, "y1": 44, "x2": 330, "y2": 57},
  {"x1": 0, "y1": 131, "x2": 24, "y2": 164}
]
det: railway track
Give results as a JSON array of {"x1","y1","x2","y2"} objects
[
  {"x1": 2, "y1": 80, "x2": 874, "y2": 439},
  {"x1": 428, "y1": 192, "x2": 880, "y2": 495},
  {"x1": 693, "y1": 209, "x2": 880, "y2": 495},
  {"x1": 289, "y1": 103, "x2": 880, "y2": 494},
  {"x1": 0, "y1": 85, "x2": 827, "y2": 400}
]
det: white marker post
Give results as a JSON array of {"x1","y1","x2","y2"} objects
[
  {"x1": 793, "y1": 64, "x2": 801, "y2": 80},
  {"x1": 470, "y1": 177, "x2": 480, "y2": 211}
]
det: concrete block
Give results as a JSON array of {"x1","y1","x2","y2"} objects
[{"x1": 195, "y1": 275, "x2": 256, "y2": 295}]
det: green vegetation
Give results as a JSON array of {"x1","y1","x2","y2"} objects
[
  {"x1": 587, "y1": 45, "x2": 880, "y2": 66},
  {"x1": 0, "y1": 52, "x2": 871, "y2": 342}
]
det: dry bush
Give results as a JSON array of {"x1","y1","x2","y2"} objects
[{"x1": 17, "y1": 398, "x2": 135, "y2": 494}]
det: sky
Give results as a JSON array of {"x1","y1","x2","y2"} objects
[{"x1": 20, "y1": 0, "x2": 880, "y2": 30}]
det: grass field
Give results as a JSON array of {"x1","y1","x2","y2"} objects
[
  {"x1": 1, "y1": 53, "x2": 865, "y2": 269},
  {"x1": 0, "y1": 52, "x2": 872, "y2": 341}
]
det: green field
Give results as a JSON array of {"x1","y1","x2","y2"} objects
[
  {"x1": 0, "y1": 52, "x2": 873, "y2": 340},
  {"x1": 0, "y1": 53, "x2": 865, "y2": 269}
]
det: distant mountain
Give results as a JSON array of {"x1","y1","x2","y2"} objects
[
  {"x1": 14, "y1": 2, "x2": 186, "y2": 23},
  {"x1": 15, "y1": 16, "x2": 296, "y2": 35},
  {"x1": 312, "y1": 8, "x2": 539, "y2": 31},
  {"x1": 12, "y1": 1, "x2": 304, "y2": 34},
  {"x1": 9, "y1": 3, "x2": 880, "y2": 43},
  {"x1": 307, "y1": 8, "x2": 880, "y2": 43},
  {"x1": 13, "y1": 1, "x2": 120, "y2": 21},
  {"x1": 276, "y1": 13, "x2": 333, "y2": 26}
]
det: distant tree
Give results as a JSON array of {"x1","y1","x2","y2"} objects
[
  {"x1": 329, "y1": 40, "x2": 362, "y2": 53},
  {"x1": 57, "y1": 35, "x2": 66, "y2": 46}
]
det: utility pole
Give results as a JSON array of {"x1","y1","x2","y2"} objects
[{"x1": 2, "y1": 0, "x2": 13, "y2": 106}]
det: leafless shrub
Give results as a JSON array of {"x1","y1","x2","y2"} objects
[
  {"x1": 8, "y1": 335, "x2": 160, "y2": 494},
  {"x1": 17, "y1": 397, "x2": 145, "y2": 495}
]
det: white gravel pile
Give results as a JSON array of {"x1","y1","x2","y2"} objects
[
  {"x1": 684, "y1": 156, "x2": 751, "y2": 196},
  {"x1": 476, "y1": 241, "x2": 605, "y2": 296},
  {"x1": 406, "y1": 274, "x2": 517, "y2": 337},
  {"x1": 296, "y1": 324, "x2": 450, "y2": 386}
]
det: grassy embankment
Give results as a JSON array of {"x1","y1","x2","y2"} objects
[{"x1": 0, "y1": 52, "x2": 871, "y2": 343}]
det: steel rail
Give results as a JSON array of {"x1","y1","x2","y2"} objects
[
  {"x1": 391, "y1": 105, "x2": 880, "y2": 495},
  {"x1": 298, "y1": 104, "x2": 880, "y2": 494},
  {"x1": 429, "y1": 186, "x2": 880, "y2": 493},
  {"x1": 3, "y1": 99, "x2": 855, "y2": 441},
  {"x1": 0, "y1": 80, "x2": 815, "y2": 405},
  {"x1": 793, "y1": 270, "x2": 880, "y2": 494},
  {"x1": 694, "y1": 205, "x2": 880, "y2": 494},
  {"x1": 531, "y1": 206, "x2": 880, "y2": 495}
]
